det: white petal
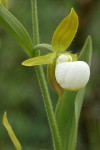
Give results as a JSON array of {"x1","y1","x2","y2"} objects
[{"x1": 55, "y1": 61, "x2": 90, "y2": 90}]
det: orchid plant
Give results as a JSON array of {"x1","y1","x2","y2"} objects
[
  {"x1": 0, "y1": 0, "x2": 92, "y2": 150},
  {"x1": 22, "y1": 8, "x2": 90, "y2": 93}
]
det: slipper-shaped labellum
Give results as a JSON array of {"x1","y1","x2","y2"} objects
[{"x1": 55, "y1": 54, "x2": 90, "y2": 90}]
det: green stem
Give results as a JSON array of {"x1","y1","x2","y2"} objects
[
  {"x1": 31, "y1": 0, "x2": 62, "y2": 150},
  {"x1": 31, "y1": 0, "x2": 39, "y2": 46},
  {"x1": 34, "y1": 43, "x2": 53, "y2": 52}
]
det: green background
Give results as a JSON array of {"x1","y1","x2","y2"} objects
[{"x1": 0, "y1": 0, "x2": 100, "y2": 149}]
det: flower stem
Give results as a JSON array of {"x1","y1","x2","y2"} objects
[{"x1": 31, "y1": 0, "x2": 62, "y2": 149}]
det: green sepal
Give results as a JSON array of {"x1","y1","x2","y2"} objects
[
  {"x1": 47, "y1": 62, "x2": 64, "y2": 95},
  {"x1": 52, "y1": 8, "x2": 78, "y2": 53},
  {"x1": 22, "y1": 53, "x2": 56, "y2": 66}
]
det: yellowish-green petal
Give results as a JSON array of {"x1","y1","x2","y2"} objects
[
  {"x1": 0, "y1": 0, "x2": 8, "y2": 8},
  {"x1": 3, "y1": 112, "x2": 22, "y2": 150},
  {"x1": 52, "y1": 8, "x2": 79, "y2": 53},
  {"x1": 47, "y1": 64, "x2": 64, "y2": 95},
  {"x1": 22, "y1": 52, "x2": 56, "y2": 66}
]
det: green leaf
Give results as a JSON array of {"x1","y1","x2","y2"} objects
[
  {"x1": 55, "y1": 36, "x2": 92, "y2": 150},
  {"x1": 55, "y1": 89, "x2": 85, "y2": 150},
  {"x1": 0, "y1": 4, "x2": 33, "y2": 56},
  {"x1": 52, "y1": 8, "x2": 78, "y2": 53},
  {"x1": 3, "y1": 112, "x2": 22, "y2": 150},
  {"x1": 22, "y1": 52, "x2": 56, "y2": 66},
  {"x1": 79, "y1": 36, "x2": 92, "y2": 66}
]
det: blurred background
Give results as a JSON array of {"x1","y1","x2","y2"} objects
[{"x1": 0, "y1": 0, "x2": 100, "y2": 149}]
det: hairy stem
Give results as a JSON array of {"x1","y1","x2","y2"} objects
[{"x1": 31, "y1": 0, "x2": 62, "y2": 149}]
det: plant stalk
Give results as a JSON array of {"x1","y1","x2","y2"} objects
[{"x1": 31, "y1": 0, "x2": 62, "y2": 149}]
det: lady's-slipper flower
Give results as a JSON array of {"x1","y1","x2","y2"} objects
[
  {"x1": 22, "y1": 8, "x2": 90, "y2": 95},
  {"x1": 55, "y1": 54, "x2": 90, "y2": 90}
]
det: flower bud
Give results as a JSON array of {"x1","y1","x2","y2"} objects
[{"x1": 55, "y1": 55, "x2": 90, "y2": 90}]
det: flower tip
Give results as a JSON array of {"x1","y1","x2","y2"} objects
[
  {"x1": 21, "y1": 61, "x2": 26, "y2": 66},
  {"x1": 71, "y1": 7, "x2": 76, "y2": 14},
  {"x1": 71, "y1": 7, "x2": 74, "y2": 12},
  {"x1": 21, "y1": 60, "x2": 31, "y2": 66},
  {"x1": 70, "y1": 7, "x2": 78, "y2": 22}
]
